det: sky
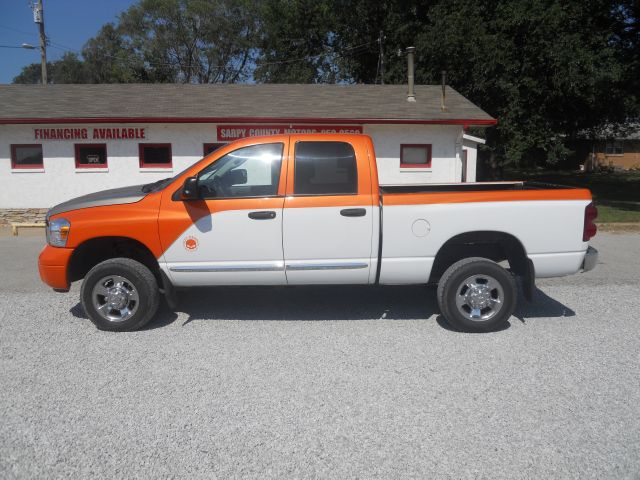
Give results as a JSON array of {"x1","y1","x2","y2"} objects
[{"x1": 0, "y1": 0, "x2": 137, "y2": 84}]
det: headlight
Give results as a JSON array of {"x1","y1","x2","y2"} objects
[{"x1": 47, "y1": 218, "x2": 71, "y2": 247}]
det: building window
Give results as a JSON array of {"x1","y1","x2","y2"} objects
[
  {"x1": 400, "y1": 144, "x2": 432, "y2": 168},
  {"x1": 203, "y1": 143, "x2": 225, "y2": 156},
  {"x1": 75, "y1": 144, "x2": 107, "y2": 168},
  {"x1": 11, "y1": 144, "x2": 43, "y2": 169},
  {"x1": 605, "y1": 141, "x2": 624, "y2": 156},
  {"x1": 294, "y1": 141, "x2": 357, "y2": 195},
  {"x1": 139, "y1": 143, "x2": 172, "y2": 168}
]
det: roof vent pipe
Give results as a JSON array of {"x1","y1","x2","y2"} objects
[
  {"x1": 441, "y1": 70, "x2": 447, "y2": 111},
  {"x1": 406, "y1": 46, "x2": 416, "y2": 102}
]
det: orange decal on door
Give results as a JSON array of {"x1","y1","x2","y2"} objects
[{"x1": 183, "y1": 236, "x2": 199, "y2": 251}]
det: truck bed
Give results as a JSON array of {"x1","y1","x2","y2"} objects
[{"x1": 376, "y1": 180, "x2": 593, "y2": 283}]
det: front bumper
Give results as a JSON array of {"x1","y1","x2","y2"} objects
[
  {"x1": 38, "y1": 245, "x2": 73, "y2": 291},
  {"x1": 581, "y1": 246, "x2": 598, "y2": 272}
]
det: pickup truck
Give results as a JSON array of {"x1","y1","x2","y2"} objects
[{"x1": 39, "y1": 133, "x2": 598, "y2": 332}]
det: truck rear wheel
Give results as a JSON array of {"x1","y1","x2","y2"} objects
[
  {"x1": 80, "y1": 258, "x2": 159, "y2": 332},
  {"x1": 437, "y1": 257, "x2": 517, "y2": 332}
]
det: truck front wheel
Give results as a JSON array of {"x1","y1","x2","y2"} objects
[
  {"x1": 80, "y1": 258, "x2": 160, "y2": 332},
  {"x1": 437, "y1": 257, "x2": 517, "y2": 332}
]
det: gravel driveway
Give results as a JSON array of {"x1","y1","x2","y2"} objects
[{"x1": 1, "y1": 233, "x2": 639, "y2": 479}]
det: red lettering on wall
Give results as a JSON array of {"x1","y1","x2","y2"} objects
[
  {"x1": 36, "y1": 127, "x2": 146, "y2": 141},
  {"x1": 216, "y1": 124, "x2": 363, "y2": 141}
]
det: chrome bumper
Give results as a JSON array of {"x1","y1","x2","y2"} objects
[{"x1": 582, "y1": 246, "x2": 598, "y2": 272}]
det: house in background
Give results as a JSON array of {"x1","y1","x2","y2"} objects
[{"x1": 582, "y1": 125, "x2": 640, "y2": 171}]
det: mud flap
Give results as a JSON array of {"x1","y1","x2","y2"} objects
[
  {"x1": 521, "y1": 258, "x2": 535, "y2": 302},
  {"x1": 159, "y1": 270, "x2": 179, "y2": 310}
]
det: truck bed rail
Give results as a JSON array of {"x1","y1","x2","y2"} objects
[{"x1": 379, "y1": 181, "x2": 577, "y2": 195}]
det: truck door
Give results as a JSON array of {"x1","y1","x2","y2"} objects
[
  {"x1": 282, "y1": 138, "x2": 375, "y2": 284},
  {"x1": 159, "y1": 141, "x2": 288, "y2": 286}
]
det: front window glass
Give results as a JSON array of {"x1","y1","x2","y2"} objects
[{"x1": 197, "y1": 143, "x2": 283, "y2": 198}]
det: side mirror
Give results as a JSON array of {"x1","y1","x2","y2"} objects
[{"x1": 181, "y1": 176, "x2": 200, "y2": 200}]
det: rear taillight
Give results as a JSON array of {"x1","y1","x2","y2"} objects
[{"x1": 583, "y1": 202, "x2": 598, "y2": 241}]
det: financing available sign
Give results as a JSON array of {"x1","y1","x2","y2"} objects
[
  {"x1": 34, "y1": 127, "x2": 146, "y2": 140},
  {"x1": 217, "y1": 124, "x2": 363, "y2": 141}
]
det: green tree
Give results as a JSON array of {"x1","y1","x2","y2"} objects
[
  {"x1": 12, "y1": 63, "x2": 45, "y2": 84},
  {"x1": 13, "y1": 0, "x2": 261, "y2": 84},
  {"x1": 331, "y1": 0, "x2": 433, "y2": 85},
  {"x1": 609, "y1": 0, "x2": 639, "y2": 121},
  {"x1": 117, "y1": 0, "x2": 260, "y2": 83},
  {"x1": 13, "y1": 52, "x2": 87, "y2": 84},
  {"x1": 82, "y1": 24, "x2": 149, "y2": 83},
  {"x1": 334, "y1": 0, "x2": 638, "y2": 168},
  {"x1": 54, "y1": 52, "x2": 88, "y2": 83},
  {"x1": 422, "y1": 1, "x2": 635, "y2": 167},
  {"x1": 254, "y1": 0, "x2": 340, "y2": 83}
]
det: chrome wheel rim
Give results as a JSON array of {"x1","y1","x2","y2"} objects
[
  {"x1": 92, "y1": 275, "x2": 139, "y2": 323},
  {"x1": 454, "y1": 274, "x2": 504, "y2": 321}
]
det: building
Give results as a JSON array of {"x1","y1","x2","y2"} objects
[
  {"x1": 0, "y1": 84, "x2": 495, "y2": 223},
  {"x1": 579, "y1": 126, "x2": 640, "y2": 171}
]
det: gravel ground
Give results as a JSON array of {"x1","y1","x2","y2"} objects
[{"x1": 0, "y1": 233, "x2": 639, "y2": 479}]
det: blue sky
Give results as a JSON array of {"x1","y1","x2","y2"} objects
[{"x1": 0, "y1": 0, "x2": 137, "y2": 84}]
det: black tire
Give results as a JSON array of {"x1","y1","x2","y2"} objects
[
  {"x1": 437, "y1": 257, "x2": 517, "y2": 333},
  {"x1": 80, "y1": 258, "x2": 160, "y2": 332}
]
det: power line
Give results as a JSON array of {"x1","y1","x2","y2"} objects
[
  {"x1": 254, "y1": 41, "x2": 373, "y2": 68},
  {"x1": 0, "y1": 23, "x2": 38, "y2": 38}
]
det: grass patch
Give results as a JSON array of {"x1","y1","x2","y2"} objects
[
  {"x1": 502, "y1": 170, "x2": 640, "y2": 202},
  {"x1": 500, "y1": 169, "x2": 640, "y2": 223},
  {"x1": 595, "y1": 205, "x2": 640, "y2": 223}
]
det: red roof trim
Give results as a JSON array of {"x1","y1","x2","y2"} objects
[{"x1": 0, "y1": 116, "x2": 497, "y2": 126}]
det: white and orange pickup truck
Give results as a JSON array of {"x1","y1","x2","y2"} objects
[{"x1": 39, "y1": 134, "x2": 598, "y2": 332}]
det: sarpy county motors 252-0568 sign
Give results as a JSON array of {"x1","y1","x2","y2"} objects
[
  {"x1": 34, "y1": 127, "x2": 146, "y2": 140},
  {"x1": 217, "y1": 124, "x2": 363, "y2": 141}
]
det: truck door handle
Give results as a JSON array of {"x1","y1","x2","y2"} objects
[
  {"x1": 340, "y1": 208, "x2": 366, "y2": 217},
  {"x1": 248, "y1": 210, "x2": 276, "y2": 220}
]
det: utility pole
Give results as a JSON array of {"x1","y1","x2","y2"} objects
[{"x1": 33, "y1": 0, "x2": 47, "y2": 84}]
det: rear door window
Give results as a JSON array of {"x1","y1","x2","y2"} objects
[{"x1": 294, "y1": 141, "x2": 357, "y2": 195}]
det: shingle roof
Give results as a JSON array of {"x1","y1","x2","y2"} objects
[{"x1": 0, "y1": 84, "x2": 495, "y2": 125}]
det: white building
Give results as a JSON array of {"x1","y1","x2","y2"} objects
[{"x1": 0, "y1": 84, "x2": 494, "y2": 219}]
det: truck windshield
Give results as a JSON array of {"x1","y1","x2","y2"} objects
[
  {"x1": 141, "y1": 177, "x2": 172, "y2": 193},
  {"x1": 141, "y1": 161, "x2": 199, "y2": 193}
]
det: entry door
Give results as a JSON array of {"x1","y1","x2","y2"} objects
[
  {"x1": 283, "y1": 139, "x2": 375, "y2": 284},
  {"x1": 159, "y1": 141, "x2": 288, "y2": 286}
]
